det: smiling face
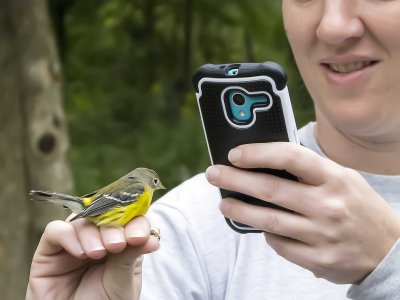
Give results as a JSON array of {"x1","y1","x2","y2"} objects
[{"x1": 282, "y1": 0, "x2": 400, "y2": 142}]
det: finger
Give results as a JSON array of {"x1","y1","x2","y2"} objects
[
  {"x1": 220, "y1": 198, "x2": 317, "y2": 243},
  {"x1": 70, "y1": 218, "x2": 107, "y2": 260},
  {"x1": 206, "y1": 164, "x2": 315, "y2": 214},
  {"x1": 36, "y1": 220, "x2": 86, "y2": 259},
  {"x1": 100, "y1": 226, "x2": 127, "y2": 254},
  {"x1": 265, "y1": 233, "x2": 317, "y2": 272},
  {"x1": 31, "y1": 220, "x2": 88, "y2": 277},
  {"x1": 124, "y1": 216, "x2": 153, "y2": 246},
  {"x1": 228, "y1": 143, "x2": 339, "y2": 185}
]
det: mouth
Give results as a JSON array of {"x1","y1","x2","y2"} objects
[{"x1": 323, "y1": 61, "x2": 378, "y2": 73}]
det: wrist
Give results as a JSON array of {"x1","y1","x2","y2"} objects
[{"x1": 348, "y1": 239, "x2": 400, "y2": 299}]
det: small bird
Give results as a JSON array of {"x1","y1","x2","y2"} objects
[{"x1": 30, "y1": 167, "x2": 165, "y2": 238}]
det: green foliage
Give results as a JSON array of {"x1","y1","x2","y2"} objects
[{"x1": 62, "y1": 0, "x2": 314, "y2": 195}]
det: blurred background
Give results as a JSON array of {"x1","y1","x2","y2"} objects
[{"x1": 0, "y1": 0, "x2": 313, "y2": 298}]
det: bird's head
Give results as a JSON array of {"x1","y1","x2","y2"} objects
[{"x1": 125, "y1": 167, "x2": 166, "y2": 191}]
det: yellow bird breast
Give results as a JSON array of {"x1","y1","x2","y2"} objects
[{"x1": 90, "y1": 190, "x2": 152, "y2": 227}]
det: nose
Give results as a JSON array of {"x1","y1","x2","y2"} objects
[{"x1": 316, "y1": 0, "x2": 364, "y2": 46}]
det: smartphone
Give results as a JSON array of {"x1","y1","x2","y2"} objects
[{"x1": 193, "y1": 61, "x2": 299, "y2": 234}]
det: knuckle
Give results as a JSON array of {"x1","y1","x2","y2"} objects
[
  {"x1": 283, "y1": 146, "x2": 300, "y2": 166},
  {"x1": 46, "y1": 219, "x2": 63, "y2": 228},
  {"x1": 44, "y1": 220, "x2": 67, "y2": 233},
  {"x1": 328, "y1": 168, "x2": 347, "y2": 184},
  {"x1": 342, "y1": 166, "x2": 360, "y2": 178},
  {"x1": 316, "y1": 251, "x2": 339, "y2": 271},
  {"x1": 44, "y1": 220, "x2": 74, "y2": 240},
  {"x1": 261, "y1": 214, "x2": 280, "y2": 232},
  {"x1": 260, "y1": 177, "x2": 280, "y2": 200},
  {"x1": 321, "y1": 227, "x2": 342, "y2": 244},
  {"x1": 309, "y1": 251, "x2": 339, "y2": 279},
  {"x1": 323, "y1": 200, "x2": 348, "y2": 222},
  {"x1": 328, "y1": 167, "x2": 358, "y2": 189}
]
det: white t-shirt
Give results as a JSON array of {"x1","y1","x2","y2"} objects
[{"x1": 142, "y1": 122, "x2": 400, "y2": 299}]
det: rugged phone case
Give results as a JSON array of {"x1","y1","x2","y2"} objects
[{"x1": 193, "y1": 61, "x2": 299, "y2": 233}]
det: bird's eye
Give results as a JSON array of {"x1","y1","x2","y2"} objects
[{"x1": 153, "y1": 178, "x2": 159, "y2": 185}]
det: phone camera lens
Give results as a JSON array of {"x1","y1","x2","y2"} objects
[
  {"x1": 227, "y1": 69, "x2": 238, "y2": 76},
  {"x1": 232, "y1": 93, "x2": 246, "y2": 106}
]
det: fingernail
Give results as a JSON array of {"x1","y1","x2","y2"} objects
[
  {"x1": 107, "y1": 236, "x2": 125, "y2": 245},
  {"x1": 219, "y1": 200, "x2": 230, "y2": 214},
  {"x1": 206, "y1": 166, "x2": 220, "y2": 181},
  {"x1": 89, "y1": 239, "x2": 105, "y2": 252},
  {"x1": 228, "y1": 148, "x2": 242, "y2": 163},
  {"x1": 90, "y1": 246, "x2": 106, "y2": 253}
]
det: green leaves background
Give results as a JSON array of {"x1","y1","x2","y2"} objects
[{"x1": 57, "y1": 0, "x2": 313, "y2": 195}]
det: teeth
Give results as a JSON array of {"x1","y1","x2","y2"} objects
[{"x1": 328, "y1": 61, "x2": 372, "y2": 73}]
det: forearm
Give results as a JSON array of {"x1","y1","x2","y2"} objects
[{"x1": 347, "y1": 239, "x2": 400, "y2": 300}]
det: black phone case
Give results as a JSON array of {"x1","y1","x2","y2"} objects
[{"x1": 193, "y1": 62, "x2": 299, "y2": 234}]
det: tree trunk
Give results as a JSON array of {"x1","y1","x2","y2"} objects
[{"x1": 0, "y1": 0, "x2": 72, "y2": 298}]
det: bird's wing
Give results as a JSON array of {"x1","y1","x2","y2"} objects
[
  {"x1": 71, "y1": 184, "x2": 144, "y2": 220},
  {"x1": 80, "y1": 178, "x2": 129, "y2": 199}
]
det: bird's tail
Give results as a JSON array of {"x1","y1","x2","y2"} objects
[{"x1": 29, "y1": 190, "x2": 84, "y2": 214}]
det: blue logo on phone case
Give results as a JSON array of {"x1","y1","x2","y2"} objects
[
  {"x1": 228, "y1": 91, "x2": 269, "y2": 122},
  {"x1": 221, "y1": 87, "x2": 273, "y2": 128}
]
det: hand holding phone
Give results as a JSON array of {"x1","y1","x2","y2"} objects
[{"x1": 193, "y1": 61, "x2": 299, "y2": 233}]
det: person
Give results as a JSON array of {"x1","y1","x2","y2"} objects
[{"x1": 26, "y1": 0, "x2": 400, "y2": 299}]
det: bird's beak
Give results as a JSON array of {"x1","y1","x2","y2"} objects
[{"x1": 159, "y1": 183, "x2": 166, "y2": 190}]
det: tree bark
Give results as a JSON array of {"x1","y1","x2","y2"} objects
[{"x1": 0, "y1": 0, "x2": 72, "y2": 298}]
